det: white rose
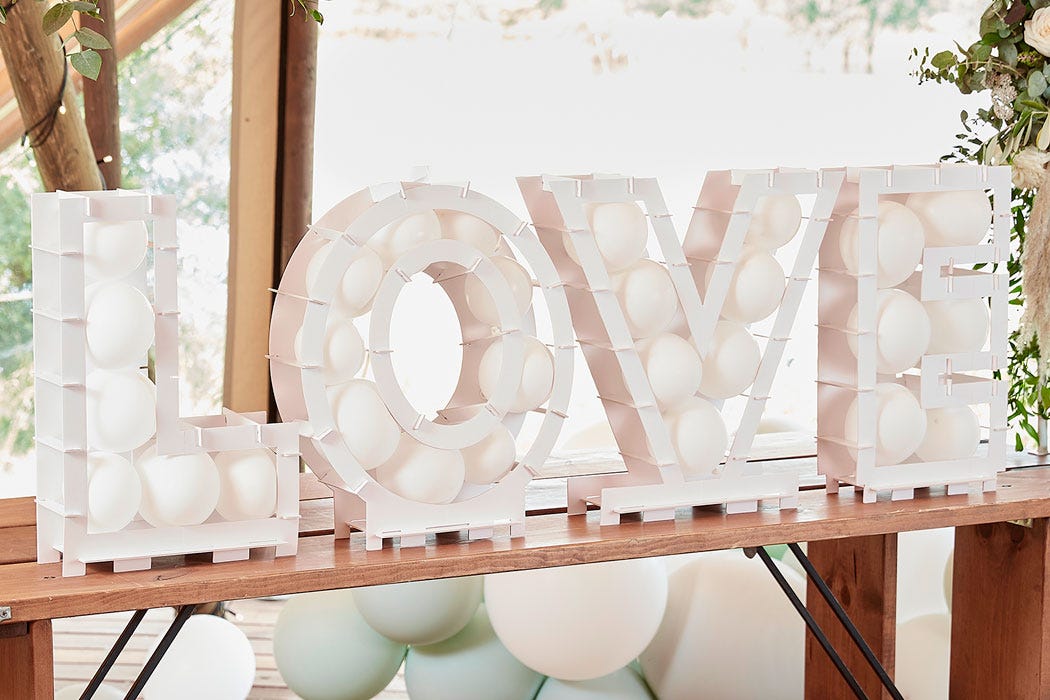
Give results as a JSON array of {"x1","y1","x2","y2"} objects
[
  {"x1": 1026, "y1": 8, "x2": 1050, "y2": 57},
  {"x1": 1013, "y1": 146, "x2": 1050, "y2": 189}
]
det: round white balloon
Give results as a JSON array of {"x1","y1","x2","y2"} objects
[
  {"x1": 353, "y1": 576, "x2": 482, "y2": 645},
  {"x1": 368, "y1": 211, "x2": 442, "y2": 268},
  {"x1": 306, "y1": 242, "x2": 385, "y2": 317},
  {"x1": 536, "y1": 667, "x2": 653, "y2": 700},
  {"x1": 906, "y1": 190, "x2": 991, "y2": 247},
  {"x1": 895, "y1": 614, "x2": 951, "y2": 700},
  {"x1": 915, "y1": 406, "x2": 980, "y2": 462},
  {"x1": 405, "y1": 604, "x2": 545, "y2": 700},
  {"x1": 85, "y1": 282, "x2": 155, "y2": 369},
  {"x1": 375, "y1": 434, "x2": 465, "y2": 504},
  {"x1": 640, "y1": 554, "x2": 805, "y2": 700},
  {"x1": 485, "y1": 558, "x2": 668, "y2": 681},
  {"x1": 439, "y1": 210, "x2": 500, "y2": 254},
  {"x1": 478, "y1": 336, "x2": 554, "y2": 414},
  {"x1": 843, "y1": 383, "x2": 927, "y2": 466},
  {"x1": 142, "y1": 614, "x2": 256, "y2": 700},
  {"x1": 87, "y1": 452, "x2": 141, "y2": 533},
  {"x1": 136, "y1": 445, "x2": 220, "y2": 528},
  {"x1": 664, "y1": 396, "x2": 728, "y2": 476},
  {"x1": 274, "y1": 590, "x2": 406, "y2": 700},
  {"x1": 214, "y1": 448, "x2": 278, "y2": 521},
  {"x1": 56, "y1": 682, "x2": 124, "y2": 700},
  {"x1": 464, "y1": 256, "x2": 534, "y2": 328},
  {"x1": 332, "y1": 379, "x2": 401, "y2": 469},
  {"x1": 698, "y1": 320, "x2": 760, "y2": 400},
  {"x1": 462, "y1": 422, "x2": 517, "y2": 485},
  {"x1": 611, "y1": 260, "x2": 678, "y2": 339},
  {"x1": 746, "y1": 194, "x2": 803, "y2": 250},
  {"x1": 846, "y1": 289, "x2": 931, "y2": 374},
  {"x1": 83, "y1": 220, "x2": 149, "y2": 281},
  {"x1": 295, "y1": 317, "x2": 365, "y2": 385},
  {"x1": 712, "y1": 245, "x2": 785, "y2": 324},
  {"x1": 839, "y1": 201, "x2": 925, "y2": 288},
  {"x1": 638, "y1": 333, "x2": 703, "y2": 408},
  {"x1": 924, "y1": 298, "x2": 990, "y2": 355},
  {"x1": 85, "y1": 369, "x2": 157, "y2": 453},
  {"x1": 563, "y1": 202, "x2": 648, "y2": 272}
]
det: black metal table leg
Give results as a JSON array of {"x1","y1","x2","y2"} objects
[
  {"x1": 79, "y1": 609, "x2": 147, "y2": 700},
  {"x1": 121, "y1": 604, "x2": 197, "y2": 700}
]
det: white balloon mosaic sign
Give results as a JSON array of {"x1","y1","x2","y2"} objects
[{"x1": 32, "y1": 163, "x2": 1010, "y2": 571}]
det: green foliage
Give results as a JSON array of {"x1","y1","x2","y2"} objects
[{"x1": 914, "y1": 1, "x2": 1050, "y2": 447}]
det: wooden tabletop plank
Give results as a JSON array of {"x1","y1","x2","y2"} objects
[
  {"x1": 4, "y1": 466, "x2": 1050, "y2": 624},
  {"x1": 0, "y1": 497, "x2": 35, "y2": 529}
]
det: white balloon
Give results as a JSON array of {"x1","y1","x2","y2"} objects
[
  {"x1": 485, "y1": 559, "x2": 668, "y2": 681},
  {"x1": 697, "y1": 320, "x2": 760, "y2": 400},
  {"x1": 85, "y1": 369, "x2": 157, "y2": 453},
  {"x1": 375, "y1": 434, "x2": 466, "y2": 504},
  {"x1": 353, "y1": 576, "x2": 482, "y2": 645},
  {"x1": 142, "y1": 615, "x2": 255, "y2": 700},
  {"x1": 640, "y1": 555, "x2": 805, "y2": 700},
  {"x1": 897, "y1": 528, "x2": 955, "y2": 623},
  {"x1": 612, "y1": 260, "x2": 678, "y2": 339},
  {"x1": 214, "y1": 448, "x2": 277, "y2": 521},
  {"x1": 638, "y1": 333, "x2": 703, "y2": 408},
  {"x1": 87, "y1": 452, "x2": 141, "y2": 532},
  {"x1": 464, "y1": 256, "x2": 534, "y2": 327},
  {"x1": 846, "y1": 289, "x2": 931, "y2": 374},
  {"x1": 274, "y1": 590, "x2": 406, "y2": 700},
  {"x1": 915, "y1": 406, "x2": 980, "y2": 462},
  {"x1": 405, "y1": 604, "x2": 545, "y2": 700},
  {"x1": 463, "y1": 422, "x2": 517, "y2": 484},
  {"x1": 85, "y1": 282, "x2": 155, "y2": 369},
  {"x1": 563, "y1": 202, "x2": 648, "y2": 271},
  {"x1": 82, "y1": 220, "x2": 148, "y2": 281},
  {"x1": 924, "y1": 298, "x2": 990, "y2": 355},
  {"x1": 906, "y1": 190, "x2": 991, "y2": 247},
  {"x1": 306, "y1": 243, "x2": 385, "y2": 317},
  {"x1": 710, "y1": 245, "x2": 785, "y2": 324},
  {"x1": 438, "y1": 210, "x2": 499, "y2": 254},
  {"x1": 136, "y1": 445, "x2": 220, "y2": 528},
  {"x1": 664, "y1": 396, "x2": 728, "y2": 476},
  {"x1": 839, "y1": 201, "x2": 925, "y2": 288},
  {"x1": 478, "y1": 336, "x2": 555, "y2": 413},
  {"x1": 895, "y1": 614, "x2": 951, "y2": 700},
  {"x1": 536, "y1": 667, "x2": 653, "y2": 700},
  {"x1": 332, "y1": 379, "x2": 401, "y2": 469},
  {"x1": 294, "y1": 317, "x2": 365, "y2": 385},
  {"x1": 944, "y1": 550, "x2": 954, "y2": 608},
  {"x1": 368, "y1": 211, "x2": 441, "y2": 267},
  {"x1": 746, "y1": 194, "x2": 803, "y2": 250},
  {"x1": 56, "y1": 682, "x2": 124, "y2": 700},
  {"x1": 843, "y1": 383, "x2": 926, "y2": 466}
]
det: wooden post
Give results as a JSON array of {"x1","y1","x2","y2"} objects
[
  {"x1": 0, "y1": 0, "x2": 101, "y2": 191},
  {"x1": 805, "y1": 535, "x2": 898, "y2": 699},
  {"x1": 81, "y1": 0, "x2": 120, "y2": 189},
  {"x1": 0, "y1": 621, "x2": 54, "y2": 699},
  {"x1": 951, "y1": 519, "x2": 1050, "y2": 697}
]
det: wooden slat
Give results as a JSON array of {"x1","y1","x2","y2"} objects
[
  {"x1": 5, "y1": 467, "x2": 1050, "y2": 623},
  {"x1": 0, "y1": 496, "x2": 35, "y2": 527},
  {"x1": 0, "y1": 620, "x2": 53, "y2": 699},
  {"x1": 805, "y1": 534, "x2": 897, "y2": 698},
  {"x1": 950, "y1": 518, "x2": 1050, "y2": 697}
]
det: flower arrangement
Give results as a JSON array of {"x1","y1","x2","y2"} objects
[{"x1": 915, "y1": 0, "x2": 1050, "y2": 451}]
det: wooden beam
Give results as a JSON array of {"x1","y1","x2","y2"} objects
[
  {"x1": 0, "y1": 621, "x2": 54, "y2": 699},
  {"x1": 81, "y1": 0, "x2": 121, "y2": 188},
  {"x1": 224, "y1": 0, "x2": 282, "y2": 413},
  {"x1": 951, "y1": 519, "x2": 1050, "y2": 697},
  {"x1": 0, "y1": 0, "x2": 101, "y2": 191},
  {"x1": 805, "y1": 534, "x2": 897, "y2": 699}
]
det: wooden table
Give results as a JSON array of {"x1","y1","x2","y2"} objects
[{"x1": 3, "y1": 455, "x2": 1050, "y2": 699}]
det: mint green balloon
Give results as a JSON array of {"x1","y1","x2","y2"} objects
[
  {"x1": 536, "y1": 667, "x2": 654, "y2": 699},
  {"x1": 405, "y1": 604, "x2": 544, "y2": 700}
]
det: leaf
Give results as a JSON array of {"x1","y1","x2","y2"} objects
[
  {"x1": 69, "y1": 49, "x2": 101, "y2": 81},
  {"x1": 1001, "y1": 41, "x2": 1019, "y2": 67},
  {"x1": 0, "y1": 5, "x2": 6, "y2": 24},
  {"x1": 310, "y1": 8, "x2": 323, "y2": 24},
  {"x1": 1029, "y1": 70, "x2": 1048, "y2": 98},
  {"x1": 41, "y1": 3, "x2": 76, "y2": 35},
  {"x1": 972, "y1": 43, "x2": 994, "y2": 61},
  {"x1": 931, "y1": 50, "x2": 956, "y2": 69},
  {"x1": 1006, "y1": 0, "x2": 1027, "y2": 24},
  {"x1": 73, "y1": 27, "x2": 110, "y2": 50},
  {"x1": 67, "y1": 1, "x2": 99, "y2": 10},
  {"x1": 1037, "y1": 118, "x2": 1050, "y2": 150}
]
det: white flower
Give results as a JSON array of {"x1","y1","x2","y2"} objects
[
  {"x1": 1012, "y1": 146, "x2": 1050, "y2": 189},
  {"x1": 1026, "y1": 8, "x2": 1050, "y2": 57}
]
